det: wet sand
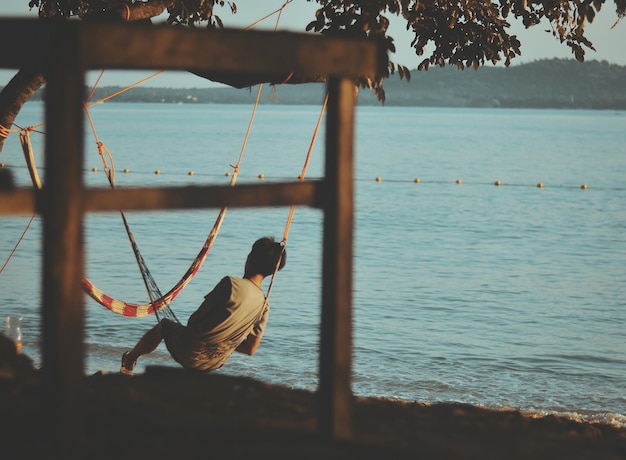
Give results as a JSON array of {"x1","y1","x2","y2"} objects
[{"x1": 1, "y1": 361, "x2": 625, "y2": 460}]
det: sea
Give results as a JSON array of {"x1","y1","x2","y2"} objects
[{"x1": 1, "y1": 97, "x2": 625, "y2": 429}]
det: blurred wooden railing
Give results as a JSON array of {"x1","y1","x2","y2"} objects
[{"x1": 0, "y1": 18, "x2": 385, "y2": 454}]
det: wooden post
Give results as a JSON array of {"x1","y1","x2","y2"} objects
[
  {"x1": 41, "y1": 23, "x2": 86, "y2": 455},
  {"x1": 319, "y1": 77, "x2": 355, "y2": 440}
]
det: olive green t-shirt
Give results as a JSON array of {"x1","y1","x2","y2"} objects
[
  {"x1": 188, "y1": 275, "x2": 269, "y2": 344},
  {"x1": 162, "y1": 276, "x2": 268, "y2": 371}
]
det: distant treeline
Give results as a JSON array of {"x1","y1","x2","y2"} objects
[{"x1": 11, "y1": 59, "x2": 626, "y2": 110}]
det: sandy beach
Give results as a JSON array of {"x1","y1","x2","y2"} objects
[{"x1": 1, "y1": 341, "x2": 625, "y2": 460}]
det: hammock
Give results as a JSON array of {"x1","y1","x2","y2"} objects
[
  {"x1": 18, "y1": 123, "x2": 237, "y2": 321},
  {"x1": 82, "y1": 207, "x2": 227, "y2": 322},
  {"x1": 82, "y1": 80, "x2": 253, "y2": 321}
]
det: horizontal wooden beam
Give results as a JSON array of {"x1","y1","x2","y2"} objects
[
  {"x1": 0, "y1": 20, "x2": 385, "y2": 80},
  {"x1": 0, "y1": 186, "x2": 35, "y2": 214},
  {"x1": 0, "y1": 181, "x2": 323, "y2": 215}
]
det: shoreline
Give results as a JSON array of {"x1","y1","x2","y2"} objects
[{"x1": 2, "y1": 364, "x2": 625, "y2": 459}]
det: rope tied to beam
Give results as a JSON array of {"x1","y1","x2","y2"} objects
[{"x1": 260, "y1": 92, "x2": 329, "y2": 310}]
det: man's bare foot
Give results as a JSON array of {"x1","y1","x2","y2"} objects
[{"x1": 120, "y1": 351, "x2": 136, "y2": 376}]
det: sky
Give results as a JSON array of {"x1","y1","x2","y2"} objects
[{"x1": 1, "y1": 0, "x2": 625, "y2": 88}]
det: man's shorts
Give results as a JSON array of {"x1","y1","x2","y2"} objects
[{"x1": 161, "y1": 318, "x2": 238, "y2": 372}]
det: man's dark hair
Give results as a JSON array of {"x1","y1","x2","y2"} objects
[{"x1": 246, "y1": 236, "x2": 286, "y2": 277}]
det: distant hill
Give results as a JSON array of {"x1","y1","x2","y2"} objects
[
  {"x1": 368, "y1": 58, "x2": 626, "y2": 109},
  {"x1": 10, "y1": 59, "x2": 626, "y2": 109}
]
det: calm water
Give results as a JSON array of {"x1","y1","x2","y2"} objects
[{"x1": 1, "y1": 100, "x2": 625, "y2": 428}]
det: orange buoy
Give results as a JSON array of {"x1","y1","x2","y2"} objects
[
  {"x1": 581, "y1": 184, "x2": 588, "y2": 190},
  {"x1": 494, "y1": 180, "x2": 501, "y2": 186},
  {"x1": 414, "y1": 178, "x2": 421, "y2": 183},
  {"x1": 537, "y1": 182, "x2": 544, "y2": 188}
]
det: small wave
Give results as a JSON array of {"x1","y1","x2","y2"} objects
[{"x1": 518, "y1": 407, "x2": 626, "y2": 429}]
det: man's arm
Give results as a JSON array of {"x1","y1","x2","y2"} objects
[
  {"x1": 235, "y1": 333, "x2": 262, "y2": 356},
  {"x1": 236, "y1": 303, "x2": 270, "y2": 356}
]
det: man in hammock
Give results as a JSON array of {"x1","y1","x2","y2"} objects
[{"x1": 120, "y1": 236, "x2": 286, "y2": 375}]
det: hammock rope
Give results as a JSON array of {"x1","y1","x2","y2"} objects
[
  {"x1": 0, "y1": 213, "x2": 36, "y2": 275},
  {"x1": 261, "y1": 92, "x2": 329, "y2": 309},
  {"x1": 19, "y1": 128, "x2": 43, "y2": 191}
]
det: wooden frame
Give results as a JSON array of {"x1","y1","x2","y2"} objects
[
  {"x1": 0, "y1": 19, "x2": 384, "y2": 450},
  {"x1": 0, "y1": 182, "x2": 322, "y2": 214}
]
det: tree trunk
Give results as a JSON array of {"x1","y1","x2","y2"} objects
[{"x1": 0, "y1": 67, "x2": 45, "y2": 153}]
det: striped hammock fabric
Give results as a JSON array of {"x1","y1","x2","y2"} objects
[{"x1": 83, "y1": 208, "x2": 226, "y2": 318}]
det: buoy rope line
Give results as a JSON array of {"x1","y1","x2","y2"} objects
[
  {"x1": 1, "y1": 161, "x2": 616, "y2": 191},
  {"x1": 366, "y1": 177, "x2": 601, "y2": 190}
]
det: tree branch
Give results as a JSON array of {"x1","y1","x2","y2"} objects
[
  {"x1": 81, "y1": 0, "x2": 175, "y2": 22},
  {"x1": 0, "y1": 67, "x2": 45, "y2": 153}
]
